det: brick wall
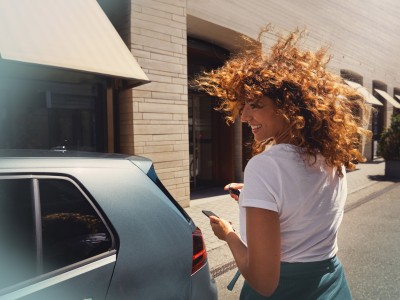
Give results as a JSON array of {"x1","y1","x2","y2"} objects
[{"x1": 120, "y1": 0, "x2": 189, "y2": 207}]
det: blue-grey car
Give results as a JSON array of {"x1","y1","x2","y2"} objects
[{"x1": 0, "y1": 150, "x2": 217, "y2": 299}]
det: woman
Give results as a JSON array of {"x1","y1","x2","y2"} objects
[{"x1": 194, "y1": 28, "x2": 370, "y2": 299}]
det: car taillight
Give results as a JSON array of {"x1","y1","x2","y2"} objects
[{"x1": 191, "y1": 227, "x2": 207, "y2": 275}]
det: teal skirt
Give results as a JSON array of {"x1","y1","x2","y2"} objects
[{"x1": 240, "y1": 256, "x2": 351, "y2": 300}]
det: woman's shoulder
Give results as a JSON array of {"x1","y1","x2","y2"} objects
[
  {"x1": 246, "y1": 144, "x2": 303, "y2": 173},
  {"x1": 247, "y1": 144, "x2": 294, "y2": 168},
  {"x1": 271, "y1": 143, "x2": 301, "y2": 152},
  {"x1": 259, "y1": 144, "x2": 301, "y2": 159}
]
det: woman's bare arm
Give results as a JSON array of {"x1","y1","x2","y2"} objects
[
  {"x1": 210, "y1": 207, "x2": 280, "y2": 296},
  {"x1": 244, "y1": 207, "x2": 280, "y2": 296}
]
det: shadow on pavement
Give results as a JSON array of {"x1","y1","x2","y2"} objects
[
  {"x1": 363, "y1": 159, "x2": 385, "y2": 165},
  {"x1": 190, "y1": 186, "x2": 226, "y2": 200},
  {"x1": 368, "y1": 175, "x2": 400, "y2": 182}
]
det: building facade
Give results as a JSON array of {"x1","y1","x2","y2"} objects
[
  {"x1": 2, "y1": 0, "x2": 400, "y2": 207},
  {"x1": 125, "y1": 0, "x2": 400, "y2": 206}
]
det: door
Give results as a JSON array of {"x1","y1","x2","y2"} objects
[{"x1": 189, "y1": 94, "x2": 234, "y2": 190}]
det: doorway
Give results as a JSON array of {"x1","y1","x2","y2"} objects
[
  {"x1": 189, "y1": 94, "x2": 234, "y2": 190},
  {"x1": 188, "y1": 38, "x2": 234, "y2": 192}
]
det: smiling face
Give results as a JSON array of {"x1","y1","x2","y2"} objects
[{"x1": 240, "y1": 96, "x2": 289, "y2": 143}]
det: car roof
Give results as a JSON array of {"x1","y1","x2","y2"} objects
[
  {"x1": 0, "y1": 149, "x2": 154, "y2": 174},
  {"x1": 0, "y1": 149, "x2": 129, "y2": 159}
]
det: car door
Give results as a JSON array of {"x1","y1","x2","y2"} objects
[{"x1": 0, "y1": 176, "x2": 116, "y2": 300}]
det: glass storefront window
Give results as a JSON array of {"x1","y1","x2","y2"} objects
[{"x1": 0, "y1": 78, "x2": 106, "y2": 152}]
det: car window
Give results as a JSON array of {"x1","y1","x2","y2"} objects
[
  {"x1": 0, "y1": 177, "x2": 113, "y2": 290},
  {"x1": 0, "y1": 179, "x2": 36, "y2": 290},
  {"x1": 40, "y1": 179, "x2": 113, "y2": 273}
]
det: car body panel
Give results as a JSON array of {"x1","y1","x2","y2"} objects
[
  {"x1": 76, "y1": 166, "x2": 194, "y2": 299},
  {"x1": 190, "y1": 261, "x2": 218, "y2": 299}
]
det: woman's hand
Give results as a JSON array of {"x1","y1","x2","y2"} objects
[
  {"x1": 209, "y1": 216, "x2": 235, "y2": 241},
  {"x1": 224, "y1": 182, "x2": 244, "y2": 202}
]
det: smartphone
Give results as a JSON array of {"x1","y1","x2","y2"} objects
[
  {"x1": 202, "y1": 210, "x2": 219, "y2": 218},
  {"x1": 228, "y1": 187, "x2": 241, "y2": 197}
]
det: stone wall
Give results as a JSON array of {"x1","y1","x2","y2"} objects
[
  {"x1": 187, "y1": 0, "x2": 400, "y2": 92},
  {"x1": 120, "y1": 0, "x2": 189, "y2": 207}
]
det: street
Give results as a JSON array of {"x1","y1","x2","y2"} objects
[
  {"x1": 338, "y1": 183, "x2": 400, "y2": 299},
  {"x1": 213, "y1": 182, "x2": 400, "y2": 299}
]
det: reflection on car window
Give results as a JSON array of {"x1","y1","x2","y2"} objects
[
  {"x1": 0, "y1": 177, "x2": 113, "y2": 291},
  {"x1": 0, "y1": 179, "x2": 36, "y2": 289},
  {"x1": 40, "y1": 179, "x2": 112, "y2": 272}
]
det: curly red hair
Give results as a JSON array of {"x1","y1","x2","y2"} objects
[{"x1": 193, "y1": 28, "x2": 371, "y2": 176}]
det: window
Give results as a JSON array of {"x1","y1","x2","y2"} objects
[
  {"x1": 0, "y1": 177, "x2": 113, "y2": 290},
  {"x1": 0, "y1": 79, "x2": 106, "y2": 151},
  {"x1": 40, "y1": 179, "x2": 112, "y2": 272}
]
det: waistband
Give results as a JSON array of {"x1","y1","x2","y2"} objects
[{"x1": 280, "y1": 255, "x2": 340, "y2": 276}]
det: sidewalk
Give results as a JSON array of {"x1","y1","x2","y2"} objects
[{"x1": 184, "y1": 158, "x2": 389, "y2": 275}]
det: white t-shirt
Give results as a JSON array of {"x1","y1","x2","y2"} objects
[{"x1": 239, "y1": 144, "x2": 347, "y2": 263}]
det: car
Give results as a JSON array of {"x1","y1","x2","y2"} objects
[{"x1": 0, "y1": 149, "x2": 217, "y2": 299}]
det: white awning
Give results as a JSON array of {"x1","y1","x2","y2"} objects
[
  {"x1": 395, "y1": 95, "x2": 400, "y2": 102},
  {"x1": 0, "y1": 0, "x2": 149, "y2": 84},
  {"x1": 374, "y1": 89, "x2": 400, "y2": 109},
  {"x1": 344, "y1": 80, "x2": 383, "y2": 106}
]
